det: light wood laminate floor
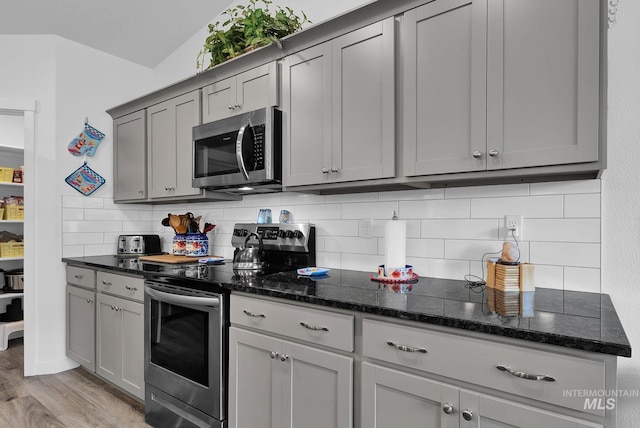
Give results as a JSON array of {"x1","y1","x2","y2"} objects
[{"x1": 0, "y1": 338, "x2": 150, "y2": 428}]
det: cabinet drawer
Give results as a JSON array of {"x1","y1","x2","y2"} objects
[
  {"x1": 66, "y1": 266, "x2": 96, "y2": 289},
  {"x1": 231, "y1": 294, "x2": 354, "y2": 352},
  {"x1": 362, "y1": 319, "x2": 606, "y2": 415},
  {"x1": 97, "y1": 271, "x2": 144, "y2": 302}
]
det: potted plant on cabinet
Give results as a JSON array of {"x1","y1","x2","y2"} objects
[{"x1": 197, "y1": 0, "x2": 310, "y2": 71}]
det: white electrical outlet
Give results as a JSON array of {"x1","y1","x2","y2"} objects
[
  {"x1": 504, "y1": 215, "x2": 524, "y2": 239},
  {"x1": 361, "y1": 218, "x2": 373, "y2": 238}
]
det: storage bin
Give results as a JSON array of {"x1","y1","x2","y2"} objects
[
  {"x1": 0, "y1": 167, "x2": 14, "y2": 182},
  {"x1": 3, "y1": 206, "x2": 24, "y2": 220},
  {"x1": 0, "y1": 242, "x2": 24, "y2": 258}
]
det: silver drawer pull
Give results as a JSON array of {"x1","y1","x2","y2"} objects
[
  {"x1": 125, "y1": 285, "x2": 138, "y2": 291},
  {"x1": 496, "y1": 365, "x2": 556, "y2": 382},
  {"x1": 102, "y1": 280, "x2": 112, "y2": 286},
  {"x1": 387, "y1": 341, "x2": 427, "y2": 354},
  {"x1": 74, "y1": 274, "x2": 84, "y2": 279},
  {"x1": 243, "y1": 310, "x2": 266, "y2": 318},
  {"x1": 300, "y1": 322, "x2": 329, "y2": 332}
]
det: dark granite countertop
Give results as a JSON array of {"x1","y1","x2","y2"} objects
[{"x1": 63, "y1": 255, "x2": 631, "y2": 357}]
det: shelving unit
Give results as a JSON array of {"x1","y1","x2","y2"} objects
[{"x1": 0, "y1": 143, "x2": 24, "y2": 349}]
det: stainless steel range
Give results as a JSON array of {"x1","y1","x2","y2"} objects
[{"x1": 143, "y1": 223, "x2": 315, "y2": 428}]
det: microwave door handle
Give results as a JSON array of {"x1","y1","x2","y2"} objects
[
  {"x1": 145, "y1": 286, "x2": 220, "y2": 308},
  {"x1": 236, "y1": 122, "x2": 251, "y2": 181}
]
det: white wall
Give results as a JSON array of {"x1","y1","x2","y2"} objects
[
  {"x1": 602, "y1": 2, "x2": 640, "y2": 425},
  {"x1": 0, "y1": 34, "x2": 154, "y2": 375}
]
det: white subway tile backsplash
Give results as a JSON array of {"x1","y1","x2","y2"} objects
[
  {"x1": 470, "y1": 195, "x2": 563, "y2": 219},
  {"x1": 530, "y1": 242, "x2": 600, "y2": 268},
  {"x1": 564, "y1": 267, "x2": 601, "y2": 293},
  {"x1": 378, "y1": 188, "x2": 444, "y2": 201},
  {"x1": 341, "y1": 202, "x2": 398, "y2": 220},
  {"x1": 525, "y1": 219, "x2": 600, "y2": 243},
  {"x1": 565, "y1": 194, "x2": 601, "y2": 218},
  {"x1": 62, "y1": 178, "x2": 601, "y2": 292},
  {"x1": 325, "y1": 236, "x2": 378, "y2": 255},
  {"x1": 294, "y1": 204, "x2": 342, "y2": 220},
  {"x1": 401, "y1": 199, "x2": 470, "y2": 219},
  {"x1": 445, "y1": 183, "x2": 529, "y2": 199},
  {"x1": 62, "y1": 208, "x2": 84, "y2": 221},
  {"x1": 530, "y1": 179, "x2": 600, "y2": 195},
  {"x1": 405, "y1": 238, "x2": 445, "y2": 258},
  {"x1": 421, "y1": 219, "x2": 499, "y2": 240}
]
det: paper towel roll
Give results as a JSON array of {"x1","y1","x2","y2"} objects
[{"x1": 384, "y1": 219, "x2": 406, "y2": 274}]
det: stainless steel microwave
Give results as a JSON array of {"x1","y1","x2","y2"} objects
[{"x1": 192, "y1": 107, "x2": 282, "y2": 192}]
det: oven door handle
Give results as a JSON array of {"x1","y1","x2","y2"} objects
[
  {"x1": 236, "y1": 122, "x2": 251, "y2": 181},
  {"x1": 145, "y1": 286, "x2": 220, "y2": 307}
]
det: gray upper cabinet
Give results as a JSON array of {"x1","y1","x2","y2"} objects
[
  {"x1": 202, "y1": 62, "x2": 279, "y2": 123},
  {"x1": 403, "y1": 0, "x2": 487, "y2": 176},
  {"x1": 113, "y1": 110, "x2": 146, "y2": 201},
  {"x1": 147, "y1": 90, "x2": 201, "y2": 199},
  {"x1": 403, "y1": 0, "x2": 600, "y2": 177},
  {"x1": 486, "y1": 0, "x2": 600, "y2": 170},
  {"x1": 283, "y1": 18, "x2": 395, "y2": 187}
]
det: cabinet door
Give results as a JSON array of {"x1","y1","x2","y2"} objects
[
  {"x1": 148, "y1": 91, "x2": 201, "y2": 199},
  {"x1": 486, "y1": 0, "x2": 600, "y2": 169},
  {"x1": 460, "y1": 389, "x2": 603, "y2": 428},
  {"x1": 361, "y1": 363, "x2": 459, "y2": 428},
  {"x1": 202, "y1": 76, "x2": 236, "y2": 123},
  {"x1": 229, "y1": 327, "x2": 281, "y2": 428},
  {"x1": 282, "y1": 43, "x2": 333, "y2": 187},
  {"x1": 403, "y1": 0, "x2": 487, "y2": 176},
  {"x1": 66, "y1": 285, "x2": 95, "y2": 371},
  {"x1": 236, "y1": 62, "x2": 279, "y2": 114},
  {"x1": 113, "y1": 110, "x2": 146, "y2": 201},
  {"x1": 281, "y1": 339, "x2": 353, "y2": 428},
  {"x1": 96, "y1": 293, "x2": 120, "y2": 383},
  {"x1": 119, "y1": 297, "x2": 144, "y2": 399},
  {"x1": 332, "y1": 18, "x2": 396, "y2": 182}
]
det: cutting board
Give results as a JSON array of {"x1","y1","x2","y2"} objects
[{"x1": 138, "y1": 254, "x2": 219, "y2": 264}]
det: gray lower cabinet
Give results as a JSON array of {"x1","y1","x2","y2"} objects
[
  {"x1": 66, "y1": 285, "x2": 95, "y2": 371},
  {"x1": 403, "y1": 0, "x2": 600, "y2": 177},
  {"x1": 202, "y1": 62, "x2": 278, "y2": 123},
  {"x1": 229, "y1": 326, "x2": 353, "y2": 428},
  {"x1": 362, "y1": 363, "x2": 602, "y2": 428},
  {"x1": 282, "y1": 18, "x2": 395, "y2": 187},
  {"x1": 147, "y1": 90, "x2": 201, "y2": 199},
  {"x1": 96, "y1": 292, "x2": 144, "y2": 400},
  {"x1": 113, "y1": 110, "x2": 146, "y2": 201}
]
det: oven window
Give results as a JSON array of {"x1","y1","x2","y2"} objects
[{"x1": 150, "y1": 300, "x2": 209, "y2": 386}]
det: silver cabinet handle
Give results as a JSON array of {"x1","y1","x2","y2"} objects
[
  {"x1": 488, "y1": 149, "x2": 499, "y2": 157},
  {"x1": 125, "y1": 285, "x2": 138, "y2": 291},
  {"x1": 462, "y1": 409, "x2": 473, "y2": 421},
  {"x1": 228, "y1": 104, "x2": 234, "y2": 110},
  {"x1": 235, "y1": 103, "x2": 241, "y2": 109},
  {"x1": 322, "y1": 168, "x2": 330, "y2": 174},
  {"x1": 496, "y1": 365, "x2": 556, "y2": 382},
  {"x1": 442, "y1": 403, "x2": 454, "y2": 415},
  {"x1": 110, "y1": 305, "x2": 120, "y2": 311},
  {"x1": 300, "y1": 322, "x2": 329, "y2": 332},
  {"x1": 165, "y1": 186, "x2": 169, "y2": 191},
  {"x1": 387, "y1": 341, "x2": 427, "y2": 353},
  {"x1": 472, "y1": 150, "x2": 482, "y2": 159},
  {"x1": 330, "y1": 167, "x2": 339, "y2": 173},
  {"x1": 102, "y1": 281, "x2": 112, "y2": 286},
  {"x1": 270, "y1": 351, "x2": 278, "y2": 359},
  {"x1": 243, "y1": 310, "x2": 266, "y2": 318},
  {"x1": 279, "y1": 354, "x2": 289, "y2": 361},
  {"x1": 86, "y1": 298, "x2": 93, "y2": 304},
  {"x1": 138, "y1": 190, "x2": 144, "y2": 194},
  {"x1": 74, "y1": 274, "x2": 84, "y2": 279}
]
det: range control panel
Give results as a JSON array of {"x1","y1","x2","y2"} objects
[{"x1": 232, "y1": 223, "x2": 313, "y2": 253}]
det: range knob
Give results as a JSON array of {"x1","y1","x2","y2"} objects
[
  {"x1": 238, "y1": 229, "x2": 249, "y2": 237},
  {"x1": 285, "y1": 230, "x2": 294, "y2": 239},
  {"x1": 278, "y1": 230, "x2": 287, "y2": 238},
  {"x1": 293, "y1": 230, "x2": 304, "y2": 239}
]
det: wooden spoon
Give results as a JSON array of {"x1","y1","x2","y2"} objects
[{"x1": 168, "y1": 214, "x2": 182, "y2": 234}]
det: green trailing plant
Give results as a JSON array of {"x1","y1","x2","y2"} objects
[{"x1": 197, "y1": 0, "x2": 310, "y2": 71}]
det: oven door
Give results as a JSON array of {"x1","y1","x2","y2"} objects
[{"x1": 144, "y1": 281, "x2": 226, "y2": 425}]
